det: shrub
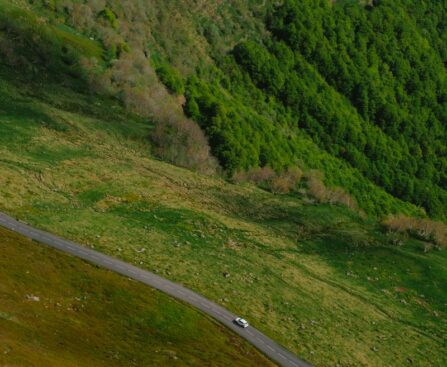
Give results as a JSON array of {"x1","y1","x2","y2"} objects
[
  {"x1": 285, "y1": 166, "x2": 303, "y2": 184},
  {"x1": 82, "y1": 50, "x2": 217, "y2": 174},
  {"x1": 151, "y1": 116, "x2": 218, "y2": 175},
  {"x1": 270, "y1": 167, "x2": 303, "y2": 194},
  {"x1": 232, "y1": 165, "x2": 302, "y2": 194},
  {"x1": 156, "y1": 64, "x2": 185, "y2": 95},
  {"x1": 327, "y1": 187, "x2": 358, "y2": 211},
  {"x1": 232, "y1": 166, "x2": 275, "y2": 185},
  {"x1": 270, "y1": 175, "x2": 292, "y2": 194},
  {"x1": 383, "y1": 215, "x2": 447, "y2": 249},
  {"x1": 306, "y1": 170, "x2": 327, "y2": 202},
  {"x1": 68, "y1": 4, "x2": 95, "y2": 31},
  {"x1": 98, "y1": 8, "x2": 119, "y2": 29},
  {"x1": 305, "y1": 170, "x2": 358, "y2": 210}
]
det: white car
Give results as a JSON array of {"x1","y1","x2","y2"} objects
[{"x1": 234, "y1": 317, "x2": 249, "y2": 328}]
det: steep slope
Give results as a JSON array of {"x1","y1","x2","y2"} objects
[
  {"x1": 10, "y1": 0, "x2": 447, "y2": 219},
  {"x1": 0, "y1": 57, "x2": 446, "y2": 366},
  {"x1": 3, "y1": 0, "x2": 445, "y2": 218},
  {"x1": 0, "y1": 226, "x2": 275, "y2": 367},
  {"x1": 1, "y1": 1, "x2": 446, "y2": 366}
]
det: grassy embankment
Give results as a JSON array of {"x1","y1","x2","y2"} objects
[
  {"x1": 1, "y1": 1, "x2": 446, "y2": 365},
  {"x1": 0, "y1": 226, "x2": 275, "y2": 367},
  {"x1": 0, "y1": 63, "x2": 446, "y2": 366}
]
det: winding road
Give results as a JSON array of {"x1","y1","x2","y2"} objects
[{"x1": 0, "y1": 212, "x2": 312, "y2": 367}]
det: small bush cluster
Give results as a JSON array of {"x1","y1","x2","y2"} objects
[
  {"x1": 305, "y1": 170, "x2": 358, "y2": 211},
  {"x1": 270, "y1": 167, "x2": 303, "y2": 194},
  {"x1": 232, "y1": 166, "x2": 359, "y2": 211},
  {"x1": 232, "y1": 166, "x2": 275, "y2": 185},
  {"x1": 156, "y1": 64, "x2": 185, "y2": 95},
  {"x1": 84, "y1": 51, "x2": 217, "y2": 174},
  {"x1": 233, "y1": 166, "x2": 302, "y2": 194},
  {"x1": 383, "y1": 215, "x2": 447, "y2": 249}
]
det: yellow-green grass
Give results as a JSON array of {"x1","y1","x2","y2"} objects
[
  {"x1": 0, "y1": 227, "x2": 275, "y2": 367},
  {"x1": 0, "y1": 67, "x2": 446, "y2": 366}
]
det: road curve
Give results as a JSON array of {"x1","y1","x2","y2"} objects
[{"x1": 0, "y1": 212, "x2": 312, "y2": 367}]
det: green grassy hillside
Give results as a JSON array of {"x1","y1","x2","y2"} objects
[
  {"x1": 1, "y1": 1, "x2": 447, "y2": 366},
  {"x1": 0, "y1": 227, "x2": 275, "y2": 367},
  {"x1": 0, "y1": 59, "x2": 446, "y2": 366}
]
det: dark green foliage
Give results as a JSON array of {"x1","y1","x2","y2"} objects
[
  {"x1": 184, "y1": 68, "x2": 420, "y2": 217},
  {"x1": 264, "y1": 0, "x2": 447, "y2": 218},
  {"x1": 233, "y1": 41, "x2": 285, "y2": 95},
  {"x1": 4, "y1": 0, "x2": 446, "y2": 219},
  {"x1": 156, "y1": 64, "x2": 185, "y2": 95},
  {"x1": 98, "y1": 8, "x2": 119, "y2": 29},
  {"x1": 185, "y1": 73, "x2": 294, "y2": 173},
  {"x1": 184, "y1": 0, "x2": 447, "y2": 219}
]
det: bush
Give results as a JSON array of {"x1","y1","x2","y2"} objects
[
  {"x1": 270, "y1": 175, "x2": 292, "y2": 194},
  {"x1": 305, "y1": 170, "x2": 358, "y2": 210},
  {"x1": 83, "y1": 50, "x2": 217, "y2": 174},
  {"x1": 98, "y1": 8, "x2": 119, "y2": 29},
  {"x1": 383, "y1": 215, "x2": 447, "y2": 249},
  {"x1": 232, "y1": 165, "x2": 302, "y2": 194},
  {"x1": 232, "y1": 167, "x2": 275, "y2": 185},
  {"x1": 151, "y1": 116, "x2": 218, "y2": 175},
  {"x1": 270, "y1": 167, "x2": 303, "y2": 194},
  {"x1": 306, "y1": 170, "x2": 327, "y2": 202},
  {"x1": 326, "y1": 187, "x2": 358, "y2": 211},
  {"x1": 156, "y1": 64, "x2": 185, "y2": 95}
]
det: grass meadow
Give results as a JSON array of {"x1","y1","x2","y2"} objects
[{"x1": 0, "y1": 65, "x2": 446, "y2": 366}]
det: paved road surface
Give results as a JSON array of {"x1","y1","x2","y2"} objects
[{"x1": 0, "y1": 212, "x2": 313, "y2": 367}]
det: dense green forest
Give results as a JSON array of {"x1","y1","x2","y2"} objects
[
  {"x1": 2, "y1": 0, "x2": 446, "y2": 219},
  {"x1": 185, "y1": 0, "x2": 447, "y2": 218}
]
